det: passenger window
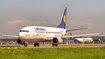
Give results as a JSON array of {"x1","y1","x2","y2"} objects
[
  {"x1": 26, "y1": 30, "x2": 29, "y2": 32},
  {"x1": 30, "y1": 30, "x2": 32, "y2": 32}
]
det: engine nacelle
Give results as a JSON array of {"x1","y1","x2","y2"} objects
[
  {"x1": 52, "y1": 37, "x2": 63, "y2": 44},
  {"x1": 17, "y1": 39, "x2": 22, "y2": 44}
]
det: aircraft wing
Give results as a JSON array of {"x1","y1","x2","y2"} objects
[
  {"x1": 62, "y1": 33, "x2": 99, "y2": 38},
  {"x1": 1, "y1": 35, "x2": 18, "y2": 39},
  {"x1": 66, "y1": 27, "x2": 88, "y2": 32}
]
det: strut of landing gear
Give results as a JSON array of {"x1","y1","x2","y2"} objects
[
  {"x1": 52, "y1": 44, "x2": 58, "y2": 47},
  {"x1": 34, "y1": 42, "x2": 39, "y2": 47},
  {"x1": 23, "y1": 41, "x2": 27, "y2": 47},
  {"x1": 24, "y1": 43, "x2": 27, "y2": 47}
]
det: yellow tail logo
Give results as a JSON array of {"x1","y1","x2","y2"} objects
[{"x1": 63, "y1": 15, "x2": 66, "y2": 23}]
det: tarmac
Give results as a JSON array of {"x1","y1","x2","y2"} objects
[{"x1": 0, "y1": 44, "x2": 105, "y2": 48}]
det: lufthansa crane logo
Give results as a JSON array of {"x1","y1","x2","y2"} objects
[{"x1": 63, "y1": 15, "x2": 66, "y2": 23}]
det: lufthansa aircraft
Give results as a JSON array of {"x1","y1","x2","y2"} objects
[
  {"x1": 2, "y1": 7, "x2": 99, "y2": 47},
  {"x1": 70, "y1": 32, "x2": 93, "y2": 44}
]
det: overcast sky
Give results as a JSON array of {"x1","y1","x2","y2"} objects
[{"x1": 0, "y1": 0, "x2": 105, "y2": 36}]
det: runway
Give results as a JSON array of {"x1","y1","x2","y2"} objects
[
  {"x1": 20, "y1": 44, "x2": 105, "y2": 48},
  {"x1": 0, "y1": 44, "x2": 105, "y2": 48}
]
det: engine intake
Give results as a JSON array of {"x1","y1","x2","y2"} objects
[
  {"x1": 53, "y1": 37, "x2": 63, "y2": 43},
  {"x1": 53, "y1": 38, "x2": 58, "y2": 43},
  {"x1": 17, "y1": 39, "x2": 22, "y2": 44}
]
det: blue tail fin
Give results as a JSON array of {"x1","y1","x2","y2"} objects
[{"x1": 56, "y1": 7, "x2": 67, "y2": 29}]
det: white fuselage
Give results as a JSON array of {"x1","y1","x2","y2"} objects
[
  {"x1": 18, "y1": 26, "x2": 66, "y2": 42},
  {"x1": 74, "y1": 38, "x2": 93, "y2": 43}
]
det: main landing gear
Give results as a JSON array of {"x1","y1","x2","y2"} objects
[
  {"x1": 34, "y1": 42, "x2": 39, "y2": 47},
  {"x1": 52, "y1": 44, "x2": 58, "y2": 47}
]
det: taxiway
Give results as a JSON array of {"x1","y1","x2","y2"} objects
[{"x1": 0, "y1": 44, "x2": 105, "y2": 48}]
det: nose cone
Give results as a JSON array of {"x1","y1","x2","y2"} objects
[
  {"x1": 19, "y1": 32, "x2": 24, "y2": 36},
  {"x1": 18, "y1": 32, "x2": 26, "y2": 40}
]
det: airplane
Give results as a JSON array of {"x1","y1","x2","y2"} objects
[
  {"x1": 69, "y1": 32, "x2": 93, "y2": 44},
  {"x1": 2, "y1": 7, "x2": 99, "y2": 47}
]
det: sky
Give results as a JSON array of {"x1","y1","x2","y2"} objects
[{"x1": 0, "y1": 0, "x2": 105, "y2": 36}]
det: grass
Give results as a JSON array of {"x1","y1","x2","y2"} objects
[{"x1": 0, "y1": 47, "x2": 105, "y2": 59}]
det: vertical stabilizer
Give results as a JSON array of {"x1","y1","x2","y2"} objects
[
  {"x1": 70, "y1": 32, "x2": 75, "y2": 39},
  {"x1": 70, "y1": 32, "x2": 73, "y2": 36},
  {"x1": 56, "y1": 7, "x2": 67, "y2": 29}
]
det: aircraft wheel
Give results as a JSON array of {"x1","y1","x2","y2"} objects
[
  {"x1": 55, "y1": 44, "x2": 58, "y2": 46},
  {"x1": 37, "y1": 43, "x2": 39, "y2": 47},
  {"x1": 52, "y1": 44, "x2": 58, "y2": 47},
  {"x1": 24, "y1": 43, "x2": 27, "y2": 47},
  {"x1": 34, "y1": 42, "x2": 39, "y2": 47},
  {"x1": 34, "y1": 43, "x2": 36, "y2": 47},
  {"x1": 52, "y1": 44, "x2": 54, "y2": 47}
]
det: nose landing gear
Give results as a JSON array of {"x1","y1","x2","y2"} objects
[
  {"x1": 24, "y1": 43, "x2": 27, "y2": 47},
  {"x1": 23, "y1": 41, "x2": 27, "y2": 47}
]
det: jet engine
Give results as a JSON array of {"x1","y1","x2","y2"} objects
[
  {"x1": 52, "y1": 37, "x2": 63, "y2": 44},
  {"x1": 17, "y1": 39, "x2": 22, "y2": 44}
]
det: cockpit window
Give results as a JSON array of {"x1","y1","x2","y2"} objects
[{"x1": 20, "y1": 30, "x2": 29, "y2": 32}]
